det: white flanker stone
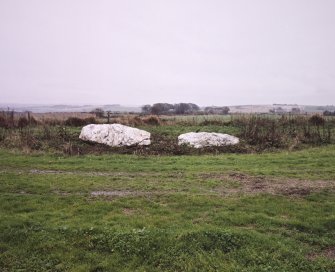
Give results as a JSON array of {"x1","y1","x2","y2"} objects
[
  {"x1": 178, "y1": 132, "x2": 239, "y2": 148},
  {"x1": 79, "y1": 124, "x2": 151, "y2": 146}
]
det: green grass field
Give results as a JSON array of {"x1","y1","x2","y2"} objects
[{"x1": 1, "y1": 146, "x2": 335, "y2": 271}]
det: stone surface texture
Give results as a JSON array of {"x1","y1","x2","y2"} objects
[
  {"x1": 79, "y1": 124, "x2": 151, "y2": 146},
  {"x1": 178, "y1": 132, "x2": 239, "y2": 148}
]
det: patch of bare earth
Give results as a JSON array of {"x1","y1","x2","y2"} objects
[
  {"x1": 90, "y1": 190, "x2": 174, "y2": 198},
  {"x1": 322, "y1": 247, "x2": 335, "y2": 260},
  {"x1": 91, "y1": 190, "x2": 143, "y2": 197},
  {"x1": 28, "y1": 169, "x2": 184, "y2": 178},
  {"x1": 308, "y1": 247, "x2": 335, "y2": 261},
  {"x1": 122, "y1": 208, "x2": 137, "y2": 216},
  {"x1": 200, "y1": 172, "x2": 335, "y2": 197},
  {"x1": 29, "y1": 169, "x2": 150, "y2": 177}
]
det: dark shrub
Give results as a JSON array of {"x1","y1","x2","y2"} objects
[
  {"x1": 64, "y1": 117, "x2": 96, "y2": 126},
  {"x1": 65, "y1": 117, "x2": 87, "y2": 126},
  {"x1": 84, "y1": 117, "x2": 97, "y2": 124},
  {"x1": 132, "y1": 116, "x2": 144, "y2": 126},
  {"x1": 18, "y1": 117, "x2": 29, "y2": 128},
  {"x1": 143, "y1": 115, "x2": 161, "y2": 126},
  {"x1": 0, "y1": 115, "x2": 7, "y2": 128},
  {"x1": 309, "y1": 114, "x2": 325, "y2": 126}
]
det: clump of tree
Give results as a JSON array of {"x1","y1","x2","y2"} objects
[
  {"x1": 90, "y1": 108, "x2": 105, "y2": 118},
  {"x1": 141, "y1": 105, "x2": 152, "y2": 115},
  {"x1": 142, "y1": 103, "x2": 200, "y2": 115},
  {"x1": 204, "y1": 106, "x2": 230, "y2": 115},
  {"x1": 174, "y1": 103, "x2": 200, "y2": 114},
  {"x1": 151, "y1": 103, "x2": 175, "y2": 115},
  {"x1": 291, "y1": 108, "x2": 301, "y2": 114},
  {"x1": 324, "y1": 110, "x2": 335, "y2": 116},
  {"x1": 269, "y1": 107, "x2": 286, "y2": 114}
]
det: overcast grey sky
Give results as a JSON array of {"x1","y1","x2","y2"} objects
[{"x1": 1, "y1": 0, "x2": 335, "y2": 106}]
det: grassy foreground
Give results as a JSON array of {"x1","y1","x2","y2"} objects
[{"x1": 0, "y1": 146, "x2": 335, "y2": 271}]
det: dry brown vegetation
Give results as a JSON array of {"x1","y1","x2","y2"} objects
[{"x1": 0, "y1": 110, "x2": 334, "y2": 155}]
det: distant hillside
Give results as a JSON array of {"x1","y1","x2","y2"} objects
[
  {"x1": 229, "y1": 105, "x2": 302, "y2": 113},
  {"x1": 1, "y1": 103, "x2": 334, "y2": 114},
  {"x1": 229, "y1": 104, "x2": 335, "y2": 114},
  {"x1": 0, "y1": 104, "x2": 142, "y2": 113}
]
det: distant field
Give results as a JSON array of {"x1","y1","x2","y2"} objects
[
  {"x1": 31, "y1": 112, "x2": 96, "y2": 121},
  {"x1": 0, "y1": 146, "x2": 334, "y2": 271},
  {"x1": 161, "y1": 114, "x2": 233, "y2": 124}
]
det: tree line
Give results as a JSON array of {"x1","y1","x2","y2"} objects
[
  {"x1": 323, "y1": 110, "x2": 335, "y2": 116},
  {"x1": 142, "y1": 103, "x2": 230, "y2": 115}
]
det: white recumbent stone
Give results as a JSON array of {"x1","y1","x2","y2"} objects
[
  {"x1": 79, "y1": 124, "x2": 151, "y2": 146},
  {"x1": 178, "y1": 132, "x2": 239, "y2": 148}
]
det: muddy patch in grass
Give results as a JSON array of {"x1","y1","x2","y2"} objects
[
  {"x1": 308, "y1": 247, "x2": 335, "y2": 261},
  {"x1": 122, "y1": 208, "x2": 137, "y2": 216},
  {"x1": 199, "y1": 172, "x2": 335, "y2": 197},
  {"x1": 91, "y1": 190, "x2": 144, "y2": 197},
  {"x1": 322, "y1": 247, "x2": 335, "y2": 260},
  {"x1": 90, "y1": 190, "x2": 175, "y2": 198},
  {"x1": 29, "y1": 169, "x2": 156, "y2": 177}
]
